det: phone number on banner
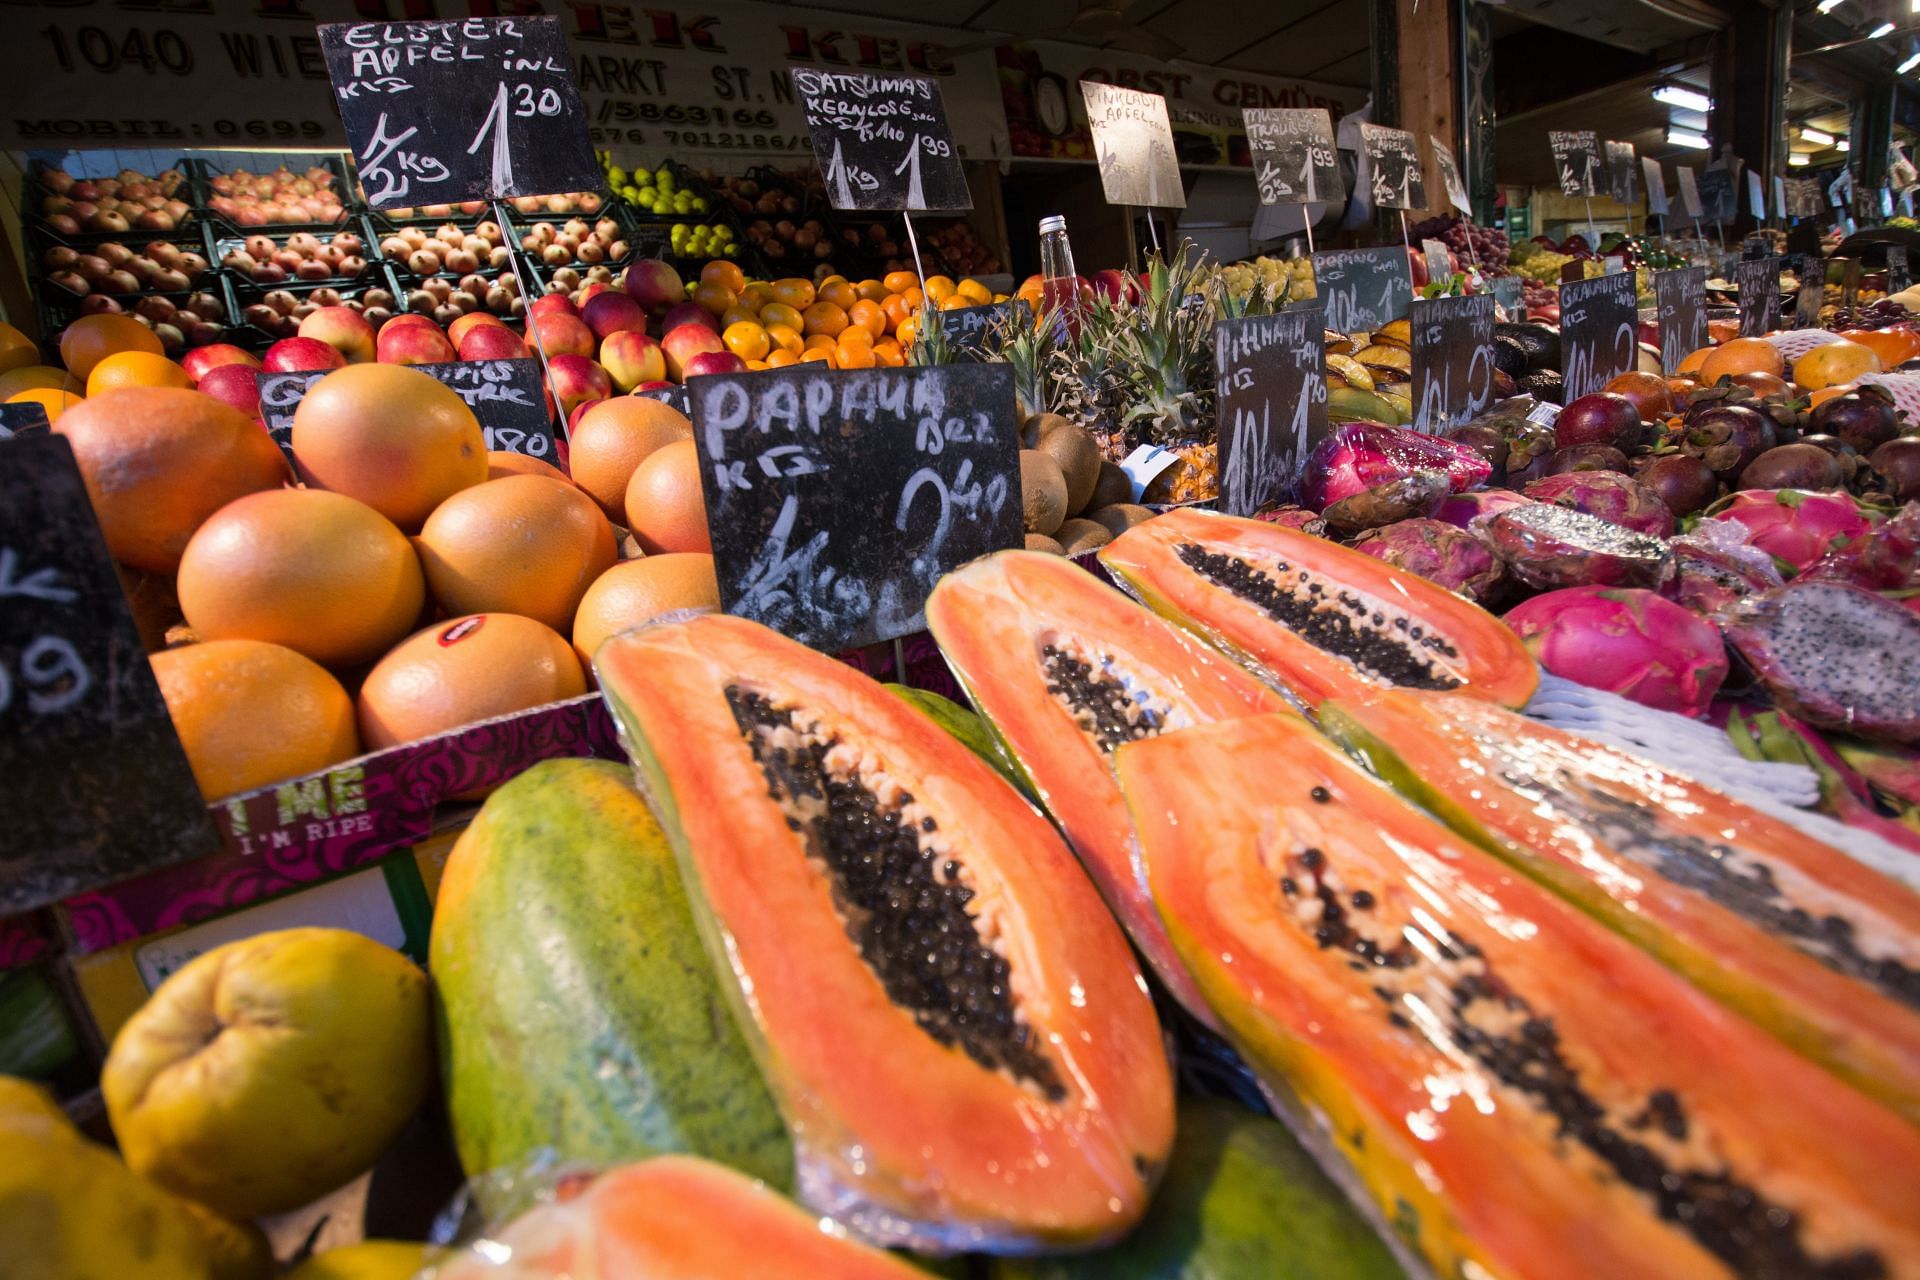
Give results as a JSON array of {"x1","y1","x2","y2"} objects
[{"x1": 590, "y1": 127, "x2": 814, "y2": 152}]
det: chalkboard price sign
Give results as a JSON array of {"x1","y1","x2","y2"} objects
[
  {"x1": 937, "y1": 300, "x2": 1030, "y2": 362},
  {"x1": 1360, "y1": 123, "x2": 1425, "y2": 211},
  {"x1": 1311, "y1": 247, "x2": 1412, "y2": 334},
  {"x1": 1081, "y1": 81, "x2": 1186, "y2": 209},
  {"x1": 1491, "y1": 275, "x2": 1526, "y2": 321},
  {"x1": 1796, "y1": 256, "x2": 1825, "y2": 328},
  {"x1": 1698, "y1": 167, "x2": 1735, "y2": 223},
  {"x1": 1558, "y1": 273, "x2": 1639, "y2": 400},
  {"x1": 1655, "y1": 267, "x2": 1708, "y2": 372},
  {"x1": 262, "y1": 358, "x2": 554, "y2": 459},
  {"x1": 1244, "y1": 108, "x2": 1339, "y2": 206},
  {"x1": 1606, "y1": 141, "x2": 1640, "y2": 204},
  {"x1": 1889, "y1": 246, "x2": 1911, "y2": 294},
  {"x1": 1214, "y1": 307, "x2": 1327, "y2": 516},
  {"x1": 792, "y1": 70, "x2": 970, "y2": 213},
  {"x1": 636, "y1": 383, "x2": 692, "y2": 417},
  {"x1": 688, "y1": 365, "x2": 1022, "y2": 653},
  {"x1": 0, "y1": 435, "x2": 218, "y2": 913},
  {"x1": 318, "y1": 17, "x2": 599, "y2": 209},
  {"x1": 1676, "y1": 167, "x2": 1704, "y2": 220},
  {"x1": 0, "y1": 401, "x2": 51, "y2": 441},
  {"x1": 1642, "y1": 158, "x2": 1670, "y2": 216},
  {"x1": 1549, "y1": 130, "x2": 1601, "y2": 198},
  {"x1": 1410, "y1": 293, "x2": 1496, "y2": 433},
  {"x1": 1734, "y1": 256, "x2": 1781, "y2": 337}
]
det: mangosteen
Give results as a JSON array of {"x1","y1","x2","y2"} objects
[
  {"x1": 1682, "y1": 404, "x2": 1777, "y2": 480},
  {"x1": 1496, "y1": 322, "x2": 1560, "y2": 371},
  {"x1": 1492, "y1": 368, "x2": 1518, "y2": 400},
  {"x1": 1634, "y1": 454, "x2": 1720, "y2": 517},
  {"x1": 1492, "y1": 335, "x2": 1529, "y2": 379},
  {"x1": 1809, "y1": 385, "x2": 1902, "y2": 454},
  {"x1": 1448, "y1": 423, "x2": 1510, "y2": 484},
  {"x1": 1515, "y1": 369, "x2": 1564, "y2": 405},
  {"x1": 1504, "y1": 421, "x2": 1558, "y2": 487},
  {"x1": 1555, "y1": 393, "x2": 1646, "y2": 452},
  {"x1": 1739, "y1": 443, "x2": 1846, "y2": 491},
  {"x1": 1543, "y1": 444, "x2": 1630, "y2": 475},
  {"x1": 1797, "y1": 433, "x2": 1856, "y2": 456},
  {"x1": 1869, "y1": 437, "x2": 1920, "y2": 502}
]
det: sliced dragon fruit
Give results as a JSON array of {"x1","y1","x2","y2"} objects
[
  {"x1": 1720, "y1": 580, "x2": 1920, "y2": 742},
  {"x1": 1666, "y1": 526, "x2": 1785, "y2": 618},
  {"x1": 1483, "y1": 504, "x2": 1674, "y2": 590},
  {"x1": 1319, "y1": 471, "x2": 1451, "y2": 535},
  {"x1": 1432, "y1": 488, "x2": 1535, "y2": 530},
  {"x1": 1298, "y1": 423, "x2": 1492, "y2": 523},
  {"x1": 1799, "y1": 501, "x2": 1920, "y2": 592},
  {"x1": 1251, "y1": 504, "x2": 1330, "y2": 537},
  {"x1": 1349, "y1": 517, "x2": 1505, "y2": 601},
  {"x1": 1521, "y1": 470, "x2": 1676, "y2": 538},
  {"x1": 1504, "y1": 586, "x2": 1728, "y2": 717},
  {"x1": 1701, "y1": 489, "x2": 1880, "y2": 573}
]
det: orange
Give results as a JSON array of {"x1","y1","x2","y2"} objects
[
  {"x1": 923, "y1": 275, "x2": 956, "y2": 304},
  {"x1": 691, "y1": 281, "x2": 737, "y2": 317},
  {"x1": 881, "y1": 293, "x2": 913, "y2": 331},
  {"x1": 956, "y1": 278, "x2": 991, "y2": 304},
  {"x1": 151, "y1": 639, "x2": 359, "y2": 801},
  {"x1": 1807, "y1": 383, "x2": 1854, "y2": 408},
  {"x1": 56, "y1": 387, "x2": 289, "y2": 573},
  {"x1": 567, "y1": 396, "x2": 693, "y2": 522},
  {"x1": 0, "y1": 365, "x2": 81, "y2": 400},
  {"x1": 624, "y1": 439, "x2": 711, "y2": 556},
  {"x1": 699, "y1": 259, "x2": 747, "y2": 295},
  {"x1": 8, "y1": 386, "x2": 83, "y2": 424},
  {"x1": 854, "y1": 278, "x2": 890, "y2": 303},
  {"x1": 770, "y1": 278, "x2": 815, "y2": 309},
  {"x1": 847, "y1": 299, "x2": 887, "y2": 339},
  {"x1": 817, "y1": 279, "x2": 856, "y2": 311},
  {"x1": 177, "y1": 488, "x2": 424, "y2": 669},
  {"x1": 834, "y1": 341, "x2": 877, "y2": 369},
  {"x1": 882, "y1": 270, "x2": 920, "y2": 295},
  {"x1": 744, "y1": 359, "x2": 769, "y2": 372},
  {"x1": 836, "y1": 325, "x2": 874, "y2": 348},
  {"x1": 758, "y1": 301, "x2": 804, "y2": 333},
  {"x1": 739, "y1": 282, "x2": 773, "y2": 311},
  {"x1": 719, "y1": 304, "x2": 760, "y2": 331},
  {"x1": 765, "y1": 323, "x2": 805, "y2": 357},
  {"x1": 1675, "y1": 346, "x2": 1710, "y2": 375},
  {"x1": 571, "y1": 553, "x2": 720, "y2": 666},
  {"x1": 765, "y1": 349, "x2": 801, "y2": 368},
  {"x1": 1840, "y1": 328, "x2": 1920, "y2": 368},
  {"x1": 802, "y1": 302, "x2": 848, "y2": 338},
  {"x1": 722, "y1": 321, "x2": 771, "y2": 362},
  {"x1": 873, "y1": 339, "x2": 905, "y2": 368},
  {"x1": 804, "y1": 333, "x2": 838, "y2": 352},
  {"x1": 1793, "y1": 339, "x2": 1883, "y2": 391},
  {"x1": 0, "y1": 321, "x2": 37, "y2": 374},
  {"x1": 896, "y1": 315, "x2": 920, "y2": 347},
  {"x1": 60, "y1": 314, "x2": 162, "y2": 379},
  {"x1": 900, "y1": 286, "x2": 925, "y2": 311},
  {"x1": 415, "y1": 475, "x2": 616, "y2": 632},
  {"x1": 487, "y1": 450, "x2": 568, "y2": 482},
  {"x1": 798, "y1": 348, "x2": 837, "y2": 367},
  {"x1": 290, "y1": 364, "x2": 486, "y2": 532},
  {"x1": 86, "y1": 350, "x2": 191, "y2": 397},
  {"x1": 1015, "y1": 276, "x2": 1046, "y2": 311},
  {"x1": 1697, "y1": 337, "x2": 1784, "y2": 385},
  {"x1": 357, "y1": 613, "x2": 585, "y2": 753},
  {"x1": 937, "y1": 294, "x2": 971, "y2": 311}
]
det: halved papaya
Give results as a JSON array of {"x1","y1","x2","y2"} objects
[
  {"x1": 1116, "y1": 713, "x2": 1920, "y2": 1280},
  {"x1": 431, "y1": 1155, "x2": 934, "y2": 1279},
  {"x1": 926, "y1": 549, "x2": 1294, "y2": 1024},
  {"x1": 1099, "y1": 508, "x2": 1537, "y2": 710},
  {"x1": 1323, "y1": 689, "x2": 1920, "y2": 1126},
  {"x1": 596, "y1": 614, "x2": 1174, "y2": 1254}
]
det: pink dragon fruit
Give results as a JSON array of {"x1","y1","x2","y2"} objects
[
  {"x1": 1666, "y1": 536, "x2": 1784, "y2": 618},
  {"x1": 1720, "y1": 580, "x2": 1920, "y2": 742},
  {"x1": 1521, "y1": 470, "x2": 1677, "y2": 538},
  {"x1": 1483, "y1": 504, "x2": 1674, "y2": 589},
  {"x1": 1349, "y1": 518, "x2": 1505, "y2": 601},
  {"x1": 1799, "y1": 501, "x2": 1920, "y2": 592},
  {"x1": 1504, "y1": 587, "x2": 1728, "y2": 717},
  {"x1": 1252, "y1": 504, "x2": 1330, "y2": 537},
  {"x1": 1432, "y1": 489, "x2": 1534, "y2": 530},
  {"x1": 1299, "y1": 423, "x2": 1493, "y2": 533},
  {"x1": 1700, "y1": 489, "x2": 1879, "y2": 573}
]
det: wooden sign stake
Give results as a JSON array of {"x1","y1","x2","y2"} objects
[
  {"x1": 1399, "y1": 210, "x2": 1416, "y2": 294},
  {"x1": 1143, "y1": 207, "x2": 1162, "y2": 258}
]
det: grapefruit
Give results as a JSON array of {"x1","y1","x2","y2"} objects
[
  {"x1": 1794, "y1": 340, "x2": 1884, "y2": 392},
  {"x1": 86, "y1": 350, "x2": 192, "y2": 397},
  {"x1": 415, "y1": 475, "x2": 617, "y2": 632},
  {"x1": 0, "y1": 321, "x2": 37, "y2": 373},
  {"x1": 0, "y1": 365, "x2": 81, "y2": 401},
  {"x1": 289, "y1": 364, "x2": 486, "y2": 531},
  {"x1": 1699, "y1": 336, "x2": 1786, "y2": 385},
  {"x1": 568, "y1": 397, "x2": 692, "y2": 522},
  {"x1": 356, "y1": 614, "x2": 586, "y2": 752},
  {"x1": 60, "y1": 314, "x2": 163, "y2": 379},
  {"x1": 7, "y1": 386, "x2": 83, "y2": 425},
  {"x1": 571, "y1": 553, "x2": 720, "y2": 666},
  {"x1": 623, "y1": 439, "x2": 711, "y2": 554},
  {"x1": 177, "y1": 489, "x2": 426, "y2": 669},
  {"x1": 486, "y1": 450, "x2": 568, "y2": 482},
  {"x1": 150, "y1": 640, "x2": 360, "y2": 801},
  {"x1": 55, "y1": 387, "x2": 290, "y2": 573}
]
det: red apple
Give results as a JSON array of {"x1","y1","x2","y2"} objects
[
  {"x1": 682, "y1": 350, "x2": 747, "y2": 379},
  {"x1": 298, "y1": 305, "x2": 377, "y2": 364},
  {"x1": 624, "y1": 258, "x2": 683, "y2": 316},
  {"x1": 375, "y1": 320, "x2": 456, "y2": 366},
  {"x1": 459, "y1": 323, "x2": 530, "y2": 362},
  {"x1": 598, "y1": 329, "x2": 667, "y2": 392},
  {"x1": 660, "y1": 300, "x2": 717, "y2": 337},
  {"x1": 660, "y1": 323, "x2": 727, "y2": 381},
  {"x1": 262, "y1": 336, "x2": 346, "y2": 373},
  {"x1": 180, "y1": 343, "x2": 261, "y2": 384},
  {"x1": 581, "y1": 291, "x2": 648, "y2": 342},
  {"x1": 634, "y1": 380, "x2": 677, "y2": 393},
  {"x1": 529, "y1": 311, "x2": 595, "y2": 359},
  {"x1": 567, "y1": 397, "x2": 604, "y2": 435},
  {"x1": 545, "y1": 353, "x2": 612, "y2": 421},
  {"x1": 196, "y1": 363, "x2": 264, "y2": 417},
  {"x1": 527, "y1": 292, "x2": 577, "y2": 321},
  {"x1": 446, "y1": 311, "x2": 504, "y2": 349}
]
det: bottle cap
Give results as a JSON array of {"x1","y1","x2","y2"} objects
[{"x1": 1039, "y1": 215, "x2": 1067, "y2": 235}]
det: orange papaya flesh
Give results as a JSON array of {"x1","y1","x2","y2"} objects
[
  {"x1": 1323, "y1": 689, "x2": 1920, "y2": 1127},
  {"x1": 925, "y1": 549, "x2": 1294, "y2": 1028},
  {"x1": 1098, "y1": 507, "x2": 1537, "y2": 710},
  {"x1": 595, "y1": 614, "x2": 1175, "y2": 1254},
  {"x1": 1116, "y1": 712, "x2": 1920, "y2": 1280},
  {"x1": 432, "y1": 1155, "x2": 934, "y2": 1279}
]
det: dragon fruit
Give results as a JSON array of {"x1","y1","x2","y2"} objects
[
  {"x1": 1299, "y1": 423, "x2": 1493, "y2": 533},
  {"x1": 1521, "y1": 470, "x2": 1677, "y2": 538},
  {"x1": 1432, "y1": 489, "x2": 1534, "y2": 530},
  {"x1": 1799, "y1": 501, "x2": 1920, "y2": 592},
  {"x1": 1701, "y1": 489, "x2": 1879, "y2": 573},
  {"x1": 1483, "y1": 504, "x2": 1674, "y2": 590},
  {"x1": 1504, "y1": 586, "x2": 1727, "y2": 717},
  {"x1": 1349, "y1": 518, "x2": 1505, "y2": 601},
  {"x1": 1720, "y1": 580, "x2": 1920, "y2": 742},
  {"x1": 1251, "y1": 504, "x2": 1330, "y2": 537},
  {"x1": 1665, "y1": 525, "x2": 1785, "y2": 618}
]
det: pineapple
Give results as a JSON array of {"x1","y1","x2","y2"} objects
[{"x1": 1103, "y1": 245, "x2": 1222, "y2": 500}]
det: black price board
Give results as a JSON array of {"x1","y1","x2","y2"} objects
[
  {"x1": 0, "y1": 435, "x2": 218, "y2": 913},
  {"x1": 636, "y1": 383, "x2": 692, "y2": 417},
  {"x1": 1080, "y1": 81, "x2": 1186, "y2": 209},
  {"x1": 1557, "y1": 273, "x2": 1639, "y2": 400},
  {"x1": 262, "y1": 358, "x2": 554, "y2": 459},
  {"x1": 1311, "y1": 247, "x2": 1412, "y2": 333},
  {"x1": 1360, "y1": 123, "x2": 1425, "y2": 211},
  {"x1": 937, "y1": 300, "x2": 1030, "y2": 362},
  {"x1": 1549, "y1": 130, "x2": 1601, "y2": 198},
  {"x1": 1606, "y1": 141, "x2": 1640, "y2": 204},
  {"x1": 1698, "y1": 167, "x2": 1735, "y2": 223},
  {"x1": 1410, "y1": 293, "x2": 1496, "y2": 433},
  {"x1": 1654, "y1": 268, "x2": 1707, "y2": 372},
  {"x1": 1796, "y1": 256, "x2": 1825, "y2": 328},
  {"x1": 1244, "y1": 107, "x2": 1339, "y2": 206},
  {"x1": 1890, "y1": 246, "x2": 1912, "y2": 294},
  {"x1": 1491, "y1": 275, "x2": 1526, "y2": 321},
  {"x1": 1214, "y1": 307, "x2": 1327, "y2": 516},
  {"x1": 792, "y1": 69, "x2": 970, "y2": 213},
  {"x1": 1735, "y1": 256, "x2": 1781, "y2": 337},
  {"x1": 688, "y1": 365, "x2": 1021, "y2": 653},
  {"x1": 0, "y1": 402, "x2": 51, "y2": 441},
  {"x1": 318, "y1": 16, "x2": 598, "y2": 210}
]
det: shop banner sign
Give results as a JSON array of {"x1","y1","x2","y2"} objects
[
  {"x1": 1214, "y1": 307, "x2": 1327, "y2": 516},
  {"x1": 0, "y1": 403, "x2": 51, "y2": 441},
  {"x1": 1311, "y1": 247, "x2": 1412, "y2": 333},
  {"x1": 1558, "y1": 273, "x2": 1638, "y2": 401},
  {"x1": 1244, "y1": 108, "x2": 1339, "y2": 205},
  {"x1": 1676, "y1": 167, "x2": 1704, "y2": 220},
  {"x1": 687, "y1": 365, "x2": 1021, "y2": 653},
  {"x1": 1655, "y1": 267, "x2": 1707, "y2": 371},
  {"x1": 1432, "y1": 137, "x2": 1471, "y2": 215},
  {"x1": 1410, "y1": 293, "x2": 1495, "y2": 433},
  {"x1": 262, "y1": 359, "x2": 553, "y2": 460},
  {"x1": 0, "y1": 434, "x2": 218, "y2": 913},
  {"x1": 1081, "y1": 80, "x2": 1186, "y2": 208},
  {"x1": 1735, "y1": 257, "x2": 1780, "y2": 337},
  {"x1": 793, "y1": 69, "x2": 968, "y2": 212},
  {"x1": 1549, "y1": 130, "x2": 1601, "y2": 198},
  {"x1": 1643, "y1": 158, "x2": 1670, "y2": 216},
  {"x1": 1606, "y1": 141, "x2": 1639, "y2": 204},
  {"x1": 318, "y1": 17, "x2": 597, "y2": 208},
  {"x1": 1360, "y1": 124, "x2": 1425, "y2": 210}
]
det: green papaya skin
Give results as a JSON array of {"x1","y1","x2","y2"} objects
[
  {"x1": 993, "y1": 1100, "x2": 1405, "y2": 1280},
  {"x1": 884, "y1": 683, "x2": 1037, "y2": 799},
  {"x1": 432, "y1": 758, "x2": 792, "y2": 1194}
]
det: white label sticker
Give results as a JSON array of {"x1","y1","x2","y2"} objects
[
  {"x1": 1526, "y1": 400, "x2": 1563, "y2": 427},
  {"x1": 1120, "y1": 444, "x2": 1183, "y2": 501}
]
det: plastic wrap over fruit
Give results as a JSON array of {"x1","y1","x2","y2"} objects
[
  {"x1": 1298, "y1": 423, "x2": 1493, "y2": 515},
  {"x1": 1853, "y1": 372, "x2": 1920, "y2": 425},
  {"x1": 1701, "y1": 489, "x2": 1879, "y2": 573},
  {"x1": 1664, "y1": 518, "x2": 1784, "y2": 618},
  {"x1": 1350, "y1": 517, "x2": 1506, "y2": 601}
]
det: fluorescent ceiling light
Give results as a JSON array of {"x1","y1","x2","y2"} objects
[
  {"x1": 1839, "y1": 139, "x2": 1852, "y2": 151},
  {"x1": 1652, "y1": 84, "x2": 1713, "y2": 113},
  {"x1": 1802, "y1": 126, "x2": 1836, "y2": 144},
  {"x1": 1667, "y1": 127, "x2": 1711, "y2": 150},
  {"x1": 1789, "y1": 154, "x2": 1811, "y2": 166},
  {"x1": 1902, "y1": 49, "x2": 1920, "y2": 71},
  {"x1": 1871, "y1": 21, "x2": 1896, "y2": 36},
  {"x1": 1818, "y1": 0, "x2": 1844, "y2": 11}
]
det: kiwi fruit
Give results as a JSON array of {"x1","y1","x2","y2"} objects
[
  {"x1": 1020, "y1": 449, "x2": 1069, "y2": 536},
  {"x1": 1055, "y1": 517, "x2": 1113, "y2": 555},
  {"x1": 1088, "y1": 460, "x2": 1132, "y2": 511},
  {"x1": 1024, "y1": 533, "x2": 1066, "y2": 554},
  {"x1": 1037, "y1": 425, "x2": 1102, "y2": 515},
  {"x1": 1023, "y1": 411, "x2": 1074, "y2": 449},
  {"x1": 1086, "y1": 503, "x2": 1154, "y2": 537}
]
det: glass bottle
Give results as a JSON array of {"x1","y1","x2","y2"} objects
[{"x1": 1038, "y1": 214, "x2": 1081, "y2": 340}]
